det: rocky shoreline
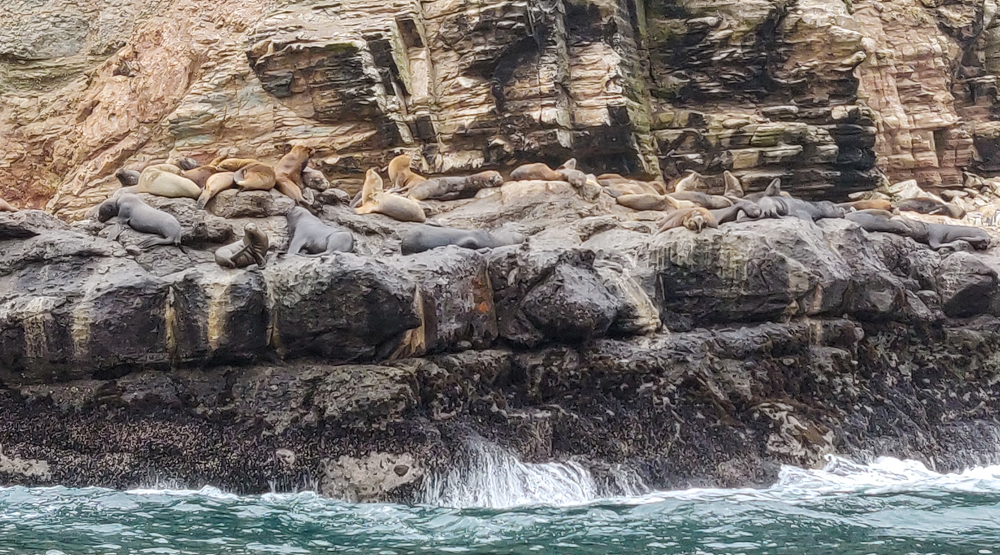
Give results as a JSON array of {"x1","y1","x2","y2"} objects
[{"x1": 4, "y1": 179, "x2": 1000, "y2": 501}]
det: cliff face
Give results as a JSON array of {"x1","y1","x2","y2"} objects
[{"x1": 6, "y1": 0, "x2": 991, "y2": 214}]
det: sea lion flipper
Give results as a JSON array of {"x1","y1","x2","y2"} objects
[{"x1": 107, "y1": 222, "x2": 124, "y2": 242}]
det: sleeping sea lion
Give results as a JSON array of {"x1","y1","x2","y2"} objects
[
  {"x1": 0, "y1": 198, "x2": 16, "y2": 212},
  {"x1": 711, "y1": 199, "x2": 762, "y2": 224},
  {"x1": 196, "y1": 172, "x2": 236, "y2": 209},
  {"x1": 510, "y1": 162, "x2": 562, "y2": 182},
  {"x1": 215, "y1": 223, "x2": 269, "y2": 268},
  {"x1": 168, "y1": 157, "x2": 200, "y2": 171},
  {"x1": 234, "y1": 163, "x2": 277, "y2": 191},
  {"x1": 97, "y1": 193, "x2": 182, "y2": 248},
  {"x1": 274, "y1": 145, "x2": 313, "y2": 203},
  {"x1": 670, "y1": 191, "x2": 735, "y2": 209},
  {"x1": 659, "y1": 207, "x2": 718, "y2": 232},
  {"x1": 616, "y1": 193, "x2": 692, "y2": 212},
  {"x1": 743, "y1": 178, "x2": 786, "y2": 202},
  {"x1": 211, "y1": 158, "x2": 260, "y2": 172},
  {"x1": 838, "y1": 199, "x2": 894, "y2": 212},
  {"x1": 847, "y1": 210, "x2": 990, "y2": 250},
  {"x1": 182, "y1": 166, "x2": 218, "y2": 189},
  {"x1": 136, "y1": 167, "x2": 201, "y2": 199},
  {"x1": 602, "y1": 181, "x2": 649, "y2": 198},
  {"x1": 400, "y1": 224, "x2": 525, "y2": 255},
  {"x1": 388, "y1": 153, "x2": 427, "y2": 192},
  {"x1": 355, "y1": 169, "x2": 426, "y2": 223},
  {"x1": 302, "y1": 167, "x2": 330, "y2": 191},
  {"x1": 116, "y1": 169, "x2": 141, "y2": 187},
  {"x1": 285, "y1": 206, "x2": 354, "y2": 256},
  {"x1": 408, "y1": 171, "x2": 504, "y2": 201},
  {"x1": 556, "y1": 159, "x2": 587, "y2": 188},
  {"x1": 895, "y1": 198, "x2": 965, "y2": 219}
]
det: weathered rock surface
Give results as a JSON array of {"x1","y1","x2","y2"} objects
[{"x1": 4, "y1": 187, "x2": 1000, "y2": 499}]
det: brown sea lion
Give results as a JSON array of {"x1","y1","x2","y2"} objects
[
  {"x1": 510, "y1": 162, "x2": 562, "y2": 182},
  {"x1": 196, "y1": 172, "x2": 236, "y2": 209},
  {"x1": 388, "y1": 153, "x2": 427, "y2": 192},
  {"x1": 355, "y1": 169, "x2": 426, "y2": 223},
  {"x1": 409, "y1": 171, "x2": 504, "y2": 201},
  {"x1": 212, "y1": 158, "x2": 260, "y2": 172},
  {"x1": 895, "y1": 198, "x2": 965, "y2": 219},
  {"x1": 838, "y1": 199, "x2": 894, "y2": 212},
  {"x1": 183, "y1": 166, "x2": 218, "y2": 189},
  {"x1": 616, "y1": 193, "x2": 689, "y2": 212},
  {"x1": 659, "y1": 207, "x2": 718, "y2": 233},
  {"x1": 215, "y1": 223, "x2": 269, "y2": 268},
  {"x1": 670, "y1": 191, "x2": 735, "y2": 209},
  {"x1": 274, "y1": 145, "x2": 313, "y2": 203},
  {"x1": 234, "y1": 163, "x2": 277, "y2": 191},
  {"x1": 0, "y1": 198, "x2": 16, "y2": 212},
  {"x1": 136, "y1": 167, "x2": 201, "y2": 199}
]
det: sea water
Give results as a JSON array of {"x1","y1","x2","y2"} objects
[{"x1": 3, "y1": 452, "x2": 1000, "y2": 554}]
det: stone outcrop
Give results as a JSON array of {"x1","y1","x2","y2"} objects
[{"x1": 3, "y1": 179, "x2": 1000, "y2": 498}]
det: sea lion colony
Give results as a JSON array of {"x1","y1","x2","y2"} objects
[{"x1": 0, "y1": 152, "x2": 994, "y2": 267}]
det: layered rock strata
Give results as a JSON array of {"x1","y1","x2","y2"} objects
[{"x1": 3, "y1": 183, "x2": 1000, "y2": 499}]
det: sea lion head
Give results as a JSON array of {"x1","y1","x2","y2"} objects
[
  {"x1": 476, "y1": 171, "x2": 504, "y2": 188},
  {"x1": 289, "y1": 144, "x2": 314, "y2": 157},
  {"x1": 684, "y1": 210, "x2": 707, "y2": 232},
  {"x1": 171, "y1": 157, "x2": 199, "y2": 171},
  {"x1": 967, "y1": 231, "x2": 991, "y2": 250},
  {"x1": 97, "y1": 198, "x2": 120, "y2": 222},
  {"x1": 244, "y1": 222, "x2": 268, "y2": 247},
  {"x1": 737, "y1": 200, "x2": 762, "y2": 219}
]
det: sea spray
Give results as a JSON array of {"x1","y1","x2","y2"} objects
[{"x1": 418, "y1": 440, "x2": 648, "y2": 508}]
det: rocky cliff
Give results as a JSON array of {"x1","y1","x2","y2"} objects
[
  {"x1": 3, "y1": 180, "x2": 1000, "y2": 499},
  {"x1": 8, "y1": 0, "x2": 998, "y2": 214}
]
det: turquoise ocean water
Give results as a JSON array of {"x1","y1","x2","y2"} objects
[{"x1": 3, "y1": 454, "x2": 1000, "y2": 554}]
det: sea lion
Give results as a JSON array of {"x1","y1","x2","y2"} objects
[
  {"x1": 723, "y1": 171, "x2": 743, "y2": 199},
  {"x1": 0, "y1": 198, "x2": 16, "y2": 212},
  {"x1": 211, "y1": 158, "x2": 260, "y2": 172},
  {"x1": 408, "y1": 171, "x2": 504, "y2": 201},
  {"x1": 234, "y1": 163, "x2": 277, "y2": 191},
  {"x1": 556, "y1": 159, "x2": 587, "y2": 188},
  {"x1": 616, "y1": 193, "x2": 691, "y2": 212},
  {"x1": 758, "y1": 194, "x2": 844, "y2": 221},
  {"x1": 603, "y1": 181, "x2": 649, "y2": 198},
  {"x1": 136, "y1": 167, "x2": 201, "y2": 199},
  {"x1": 388, "y1": 153, "x2": 427, "y2": 192},
  {"x1": 838, "y1": 199, "x2": 894, "y2": 212},
  {"x1": 400, "y1": 224, "x2": 525, "y2": 255},
  {"x1": 169, "y1": 157, "x2": 200, "y2": 171},
  {"x1": 196, "y1": 172, "x2": 236, "y2": 209},
  {"x1": 285, "y1": 206, "x2": 354, "y2": 256},
  {"x1": 116, "y1": 169, "x2": 141, "y2": 187},
  {"x1": 670, "y1": 191, "x2": 735, "y2": 209},
  {"x1": 671, "y1": 170, "x2": 704, "y2": 193},
  {"x1": 895, "y1": 198, "x2": 965, "y2": 219},
  {"x1": 711, "y1": 199, "x2": 763, "y2": 224},
  {"x1": 659, "y1": 207, "x2": 718, "y2": 232},
  {"x1": 598, "y1": 174, "x2": 664, "y2": 195},
  {"x1": 510, "y1": 162, "x2": 562, "y2": 182},
  {"x1": 97, "y1": 193, "x2": 182, "y2": 248},
  {"x1": 182, "y1": 166, "x2": 218, "y2": 189},
  {"x1": 355, "y1": 169, "x2": 427, "y2": 223},
  {"x1": 274, "y1": 145, "x2": 313, "y2": 203},
  {"x1": 302, "y1": 167, "x2": 330, "y2": 191},
  {"x1": 847, "y1": 210, "x2": 990, "y2": 250},
  {"x1": 743, "y1": 178, "x2": 786, "y2": 202},
  {"x1": 215, "y1": 223, "x2": 269, "y2": 268}
]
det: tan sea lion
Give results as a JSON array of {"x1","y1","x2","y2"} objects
[
  {"x1": 234, "y1": 163, "x2": 277, "y2": 191},
  {"x1": 616, "y1": 193, "x2": 691, "y2": 212},
  {"x1": 408, "y1": 171, "x2": 504, "y2": 201},
  {"x1": 659, "y1": 207, "x2": 718, "y2": 233},
  {"x1": 136, "y1": 167, "x2": 201, "y2": 199},
  {"x1": 144, "y1": 163, "x2": 183, "y2": 175},
  {"x1": 671, "y1": 170, "x2": 704, "y2": 193},
  {"x1": 356, "y1": 169, "x2": 426, "y2": 223},
  {"x1": 556, "y1": 159, "x2": 587, "y2": 188},
  {"x1": 183, "y1": 166, "x2": 218, "y2": 189},
  {"x1": 723, "y1": 171, "x2": 743, "y2": 199},
  {"x1": 196, "y1": 172, "x2": 236, "y2": 209},
  {"x1": 670, "y1": 191, "x2": 735, "y2": 209},
  {"x1": 388, "y1": 153, "x2": 426, "y2": 192},
  {"x1": 838, "y1": 199, "x2": 894, "y2": 212},
  {"x1": 0, "y1": 198, "x2": 16, "y2": 212},
  {"x1": 212, "y1": 158, "x2": 260, "y2": 172},
  {"x1": 510, "y1": 162, "x2": 562, "y2": 182},
  {"x1": 274, "y1": 145, "x2": 313, "y2": 203},
  {"x1": 215, "y1": 223, "x2": 269, "y2": 268}
]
